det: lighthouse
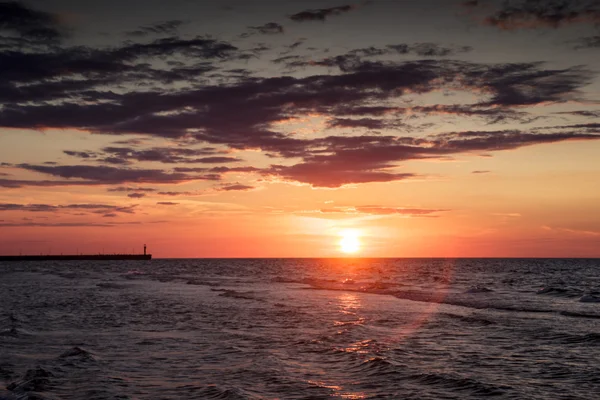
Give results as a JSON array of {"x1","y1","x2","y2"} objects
[{"x1": 144, "y1": 244, "x2": 147, "y2": 255}]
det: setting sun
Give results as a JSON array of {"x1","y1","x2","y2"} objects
[{"x1": 339, "y1": 229, "x2": 361, "y2": 254}]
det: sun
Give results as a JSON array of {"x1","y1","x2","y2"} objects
[{"x1": 339, "y1": 229, "x2": 361, "y2": 254}]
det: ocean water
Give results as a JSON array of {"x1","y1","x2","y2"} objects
[{"x1": 1, "y1": 258, "x2": 600, "y2": 399}]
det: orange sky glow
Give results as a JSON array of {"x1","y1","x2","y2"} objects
[{"x1": 1, "y1": 1, "x2": 599, "y2": 257}]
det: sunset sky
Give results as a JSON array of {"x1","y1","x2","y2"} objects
[{"x1": 1, "y1": 0, "x2": 599, "y2": 257}]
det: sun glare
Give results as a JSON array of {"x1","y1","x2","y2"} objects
[{"x1": 339, "y1": 229, "x2": 361, "y2": 254}]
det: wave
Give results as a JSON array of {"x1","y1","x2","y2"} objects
[
  {"x1": 300, "y1": 280, "x2": 600, "y2": 318},
  {"x1": 579, "y1": 294, "x2": 600, "y2": 303},
  {"x1": 441, "y1": 313, "x2": 496, "y2": 326},
  {"x1": 186, "y1": 279, "x2": 220, "y2": 287},
  {"x1": 212, "y1": 289, "x2": 264, "y2": 302},
  {"x1": 536, "y1": 286, "x2": 583, "y2": 298},
  {"x1": 59, "y1": 346, "x2": 96, "y2": 361},
  {"x1": 96, "y1": 282, "x2": 133, "y2": 290},
  {"x1": 195, "y1": 385, "x2": 248, "y2": 399},
  {"x1": 554, "y1": 332, "x2": 600, "y2": 345},
  {"x1": 465, "y1": 286, "x2": 494, "y2": 293},
  {"x1": 559, "y1": 311, "x2": 600, "y2": 319},
  {"x1": 409, "y1": 371, "x2": 508, "y2": 396},
  {"x1": 6, "y1": 367, "x2": 54, "y2": 394},
  {"x1": 347, "y1": 357, "x2": 404, "y2": 377},
  {"x1": 0, "y1": 365, "x2": 14, "y2": 381}
]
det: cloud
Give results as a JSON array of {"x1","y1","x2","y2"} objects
[
  {"x1": 217, "y1": 183, "x2": 255, "y2": 191},
  {"x1": 72, "y1": 146, "x2": 240, "y2": 165},
  {"x1": 0, "y1": 15, "x2": 598, "y2": 191},
  {"x1": 290, "y1": 5, "x2": 355, "y2": 22},
  {"x1": 0, "y1": 178, "x2": 114, "y2": 188},
  {"x1": 261, "y1": 126, "x2": 600, "y2": 187},
  {"x1": 265, "y1": 162, "x2": 417, "y2": 188},
  {"x1": 17, "y1": 164, "x2": 215, "y2": 184},
  {"x1": 125, "y1": 20, "x2": 184, "y2": 37},
  {"x1": 209, "y1": 166, "x2": 261, "y2": 174},
  {"x1": 247, "y1": 22, "x2": 284, "y2": 35},
  {"x1": 472, "y1": 170, "x2": 491, "y2": 174},
  {"x1": 311, "y1": 205, "x2": 448, "y2": 216},
  {"x1": 474, "y1": 0, "x2": 600, "y2": 30},
  {"x1": 571, "y1": 35, "x2": 600, "y2": 49},
  {"x1": 127, "y1": 193, "x2": 146, "y2": 198},
  {"x1": 3, "y1": 59, "x2": 587, "y2": 146},
  {"x1": 157, "y1": 191, "x2": 197, "y2": 196},
  {"x1": 281, "y1": 43, "x2": 472, "y2": 71},
  {"x1": 107, "y1": 187, "x2": 157, "y2": 192},
  {"x1": 0, "y1": 35, "x2": 242, "y2": 105},
  {"x1": 354, "y1": 206, "x2": 448, "y2": 216},
  {"x1": 388, "y1": 43, "x2": 473, "y2": 57},
  {"x1": 0, "y1": 1, "x2": 65, "y2": 44},
  {"x1": 0, "y1": 202, "x2": 137, "y2": 215},
  {"x1": 0, "y1": 221, "x2": 146, "y2": 227},
  {"x1": 555, "y1": 110, "x2": 600, "y2": 118},
  {"x1": 63, "y1": 150, "x2": 95, "y2": 159},
  {"x1": 328, "y1": 117, "x2": 388, "y2": 129},
  {"x1": 157, "y1": 201, "x2": 178, "y2": 205}
]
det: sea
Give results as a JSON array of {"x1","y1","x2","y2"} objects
[{"x1": 1, "y1": 258, "x2": 599, "y2": 399}]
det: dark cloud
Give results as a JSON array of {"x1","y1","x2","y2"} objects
[
  {"x1": 0, "y1": 1, "x2": 64, "y2": 44},
  {"x1": 157, "y1": 191, "x2": 196, "y2": 196},
  {"x1": 0, "y1": 221, "x2": 145, "y2": 227},
  {"x1": 555, "y1": 110, "x2": 600, "y2": 118},
  {"x1": 472, "y1": 170, "x2": 491, "y2": 174},
  {"x1": 328, "y1": 117, "x2": 388, "y2": 129},
  {"x1": 217, "y1": 184, "x2": 255, "y2": 191},
  {"x1": 571, "y1": 36, "x2": 600, "y2": 49},
  {"x1": 1, "y1": 58, "x2": 589, "y2": 140},
  {"x1": 0, "y1": 178, "x2": 140, "y2": 188},
  {"x1": 265, "y1": 162, "x2": 417, "y2": 188},
  {"x1": 290, "y1": 5, "x2": 355, "y2": 22},
  {"x1": 0, "y1": 16, "x2": 597, "y2": 191},
  {"x1": 196, "y1": 157, "x2": 242, "y2": 164},
  {"x1": 387, "y1": 43, "x2": 472, "y2": 57},
  {"x1": 0, "y1": 202, "x2": 137, "y2": 215},
  {"x1": 107, "y1": 187, "x2": 157, "y2": 192},
  {"x1": 125, "y1": 20, "x2": 184, "y2": 37},
  {"x1": 172, "y1": 167, "x2": 207, "y2": 173},
  {"x1": 64, "y1": 147, "x2": 237, "y2": 165},
  {"x1": 17, "y1": 164, "x2": 214, "y2": 184},
  {"x1": 405, "y1": 105, "x2": 537, "y2": 124},
  {"x1": 0, "y1": 35, "x2": 241, "y2": 106},
  {"x1": 115, "y1": 36, "x2": 239, "y2": 60},
  {"x1": 3, "y1": 59, "x2": 586, "y2": 149},
  {"x1": 127, "y1": 193, "x2": 146, "y2": 198},
  {"x1": 247, "y1": 22, "x2": 284, "y2": 35},
  {"x1": 478, "y1": 0, "x2": 600, "y2": 30},
  {"x1": 260, "y1": 125, "x2": 600, "y2": 187},
  {"x1": 209, "y1": 166, "x2": 261, "y2": 173},
  {"x1": 157, "y1": 201, "x2": 178, "y2": 205},
  {"x1": 278, "y1": 43, "x2": 472, "y2": 71},
  {"x1": 0, "y1": 221, "x2": 110, "y2": 227},
  {"x1": 64, "y1": 150, "x2": 95, "y2": 159}
]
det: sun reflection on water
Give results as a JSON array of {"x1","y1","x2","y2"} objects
[{"x1": 338, "y1": 292, "x2": 361, "y2": 315}]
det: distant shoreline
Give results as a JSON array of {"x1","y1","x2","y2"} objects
[{"x1": 0, "y1": 254, "x2": 152, "y2": 261}]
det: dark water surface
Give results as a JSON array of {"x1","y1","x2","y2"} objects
[{"x1": 1, "y1": 258, "x2": 599, "y2": 399}]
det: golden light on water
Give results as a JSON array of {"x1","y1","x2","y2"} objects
[{"x1": 339, "y1": 229, "x2": 361, "y2": 254}]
